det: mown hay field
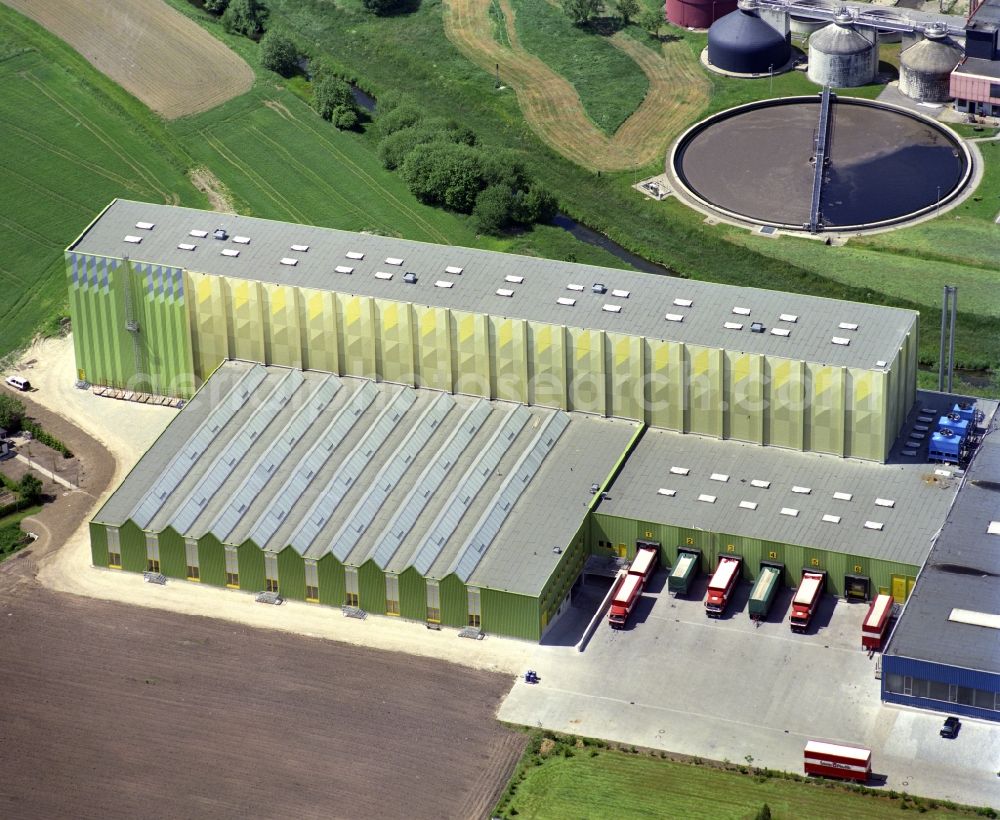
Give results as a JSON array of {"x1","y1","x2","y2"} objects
[{"x1": 1, "y1": 0, "x2": 254, "y2": 118}]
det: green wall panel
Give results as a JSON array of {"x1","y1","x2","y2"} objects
[
  {"x1": 237, "y1": 541, "x2": 265, "y2": 592},
  {"x1": 158, "y1": 527, "x2": 186, "y2": 579},
  {"x1": 198, "y1": 533, "x2": 227, "y2": 587},
  {"x1": 119, "y1": 520, "x2": 147, "y2": 573},
  {"x1": 686, "y1": 345, "x2": 723, "y2": 437},
  {"x1": 399, "y1": 566, "x2": 427, "y2": 621},
  {"x1": 358, "y1": 560, "x2": 386, "y2": 613},
  {"x1": 317, "y1": 553, "x2": 346, "y2": 606},
  {"x1": 806, "y1": 364, "x2": 845, "y2": 456},
  {"x1": 439, "y1": 574, "x2": 468, "y2": 628},
  {"x1": 278, "y1": 547, "x2": 306, "y2": 601},
  {"x1": 766, "y1": 357, "x2": 805, "y2": 451},
  {"x1": 90, "y1": 522, "x2": 108, "y2": 567},
  {"x1": 540, "y1": 520, "x2": 588, "y2": 631},
  {"x1": 482, "y1": 587, "x2": 540, "y2": 641}
]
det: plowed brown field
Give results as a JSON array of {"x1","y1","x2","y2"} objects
[
  {"x1": 444, "y1": 0, "x2": 709, "y2": 171},
  {"x1": 2, "y1": 0, "x2": 254, "y2": 118}
]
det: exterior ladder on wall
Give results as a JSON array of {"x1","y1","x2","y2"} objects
[{"x1": 122, "y1": 256, "x2": 144, "y2": 379}]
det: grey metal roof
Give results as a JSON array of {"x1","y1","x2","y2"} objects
[
  {"x1": 94, "y1": 361, "x2": 638, "y2": 597},
  {"x1": 953, "y1": 56, "x2": 1000, "y2": 81},
  {"x1": 70, "y1": 199, "x2": 917, "y2": 371},
  {"x1": 599, "y1": 394, "x2": 999, "y2": 567},
  {"x1": 885, "y1": 423, "x2": 1000, "y2": 675}
]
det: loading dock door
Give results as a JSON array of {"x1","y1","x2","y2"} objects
[{"x1": 844, "y1": 574, "x2": 869, "y2": 602}]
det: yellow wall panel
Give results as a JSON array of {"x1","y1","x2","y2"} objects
[
  {"x1": 414, "y1": 305, "x2": 452, "y2": 391},
  {"x1": 452, "y1": 310, "x2": 490, "y2": 398},
  {"x1": 725, "y1": 351, "x2": 764, "y2": 443},
  {"x1": 375, "y1": 298, "x2": 415, "y2": 385},
  {"x1": 187, "y1": 271, "x2": 231, "y2": 380},
  {"x1": 336, "y1": 293, "x2": 376, "y2": 379},
  {"x1": 299, "y1": 288, "x2": 339, "y2": 373},
  {"x1": 527, "y1": 321, "x2": 567, "y2": 409},
  {"x1": 490, "y1": 316, "x2": 528, "y2": 403},
  {"x1": 607, "y1": 332, "x2": 643, "y2": 421},
  {"x1": 765, "y1": 356, "x2": 804, "y2": 450},
  {"x1": 806, "y1": 363, "x2": 845, "y2": 455},
  {"x1": 566, "y1": 326, "x2": 605, "y2": 414},
  {"x1": 225, "y1": 278, "x2": 264, "y2": 364},
  {"x1": 686, "y1": 345, "x2": 722, "y2": 437},
  {"x1": 262, "y1": 283, "x2": 302, "y2": 369},
  {"x1": 845, "y1": 368, "x2": 885, "y2": 461}
]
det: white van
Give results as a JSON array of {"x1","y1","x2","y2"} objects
[{"x1": 5, "y1": 376, "x2": 31, "y2": 392}]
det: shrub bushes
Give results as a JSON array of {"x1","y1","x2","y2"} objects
[
  {"x1": 259, "y1": 30, "x2": 299, "y2": 77},
  {"x1": 22, "y1": 420, "x2": 73, "y2": 459}
]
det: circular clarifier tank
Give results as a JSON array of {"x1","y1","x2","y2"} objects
[{"x1": 669, "y1": 96, "x2": 972, "y2": 232}]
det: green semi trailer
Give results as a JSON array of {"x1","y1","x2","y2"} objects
[
  {"x1": 668, "y1": 547, "x2": 701, "y2": 596},
  {"x1": 748, "y1": 562, "x2": 783, "y2": 621}
]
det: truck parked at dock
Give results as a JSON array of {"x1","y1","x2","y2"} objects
[
  {"x1": 668, "y1": 547, "x2": 701, "y2": 597},
  {"x1": 748, "y1": 562, "x2": 783, "y2": 622},
  {"x1": 790, "y1": 570, "x2": 826, "y2": 633},
  {"x1": 608, "y1": 573, "x2": 644, "y2": 629},
  {"x1": 705, "y1": 555, "x2": 743, "y2": 617}
]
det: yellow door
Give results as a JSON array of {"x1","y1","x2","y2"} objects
[
  {"x1": 617, "y1": 543, "x2": 627, "y2": 558},
  {"x1": 891, "y1": 575, "x2": 908, "y2": 601},
  {"x1": 907, "y1": 576, "x2": 916, "y2": 598}
]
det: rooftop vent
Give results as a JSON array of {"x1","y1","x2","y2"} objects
[
  {"x1": 673, "y1": 298, "x2": 693, "y2": 307},
  {"x1": 750, "y1": 322, "x2": 765, "y2": 333},
  {"x1": 336, "y1": 265, "x2": 354, "y2": 274},
  {"x1": 557, "y1": 297, "x2": 576, "y2": 306},
  {"x1": 771, "y1": 328, "x2": 790, "y2": 337},
  {"x1": 780, "y1": 507, "x2": 799, "y2": 517},
  {"x1": 213, "y1": 228, "x2": 228, "y2": 240},
  {"x1": 347, "y1": 251, "x2": 364, "y2": 260},
  {"x1": 831, "y1": 337, "x2": 851, "y2": 346},
  {"x1": 135, "y1": 221, "x2": 154, "y2": 230},
  {"x1": 838, "y1": 322, "x2": 859, "y2": 331},
  {"x1": 657, "y1": 488, "x2": 677, "y2": 497},
  {"x1": 403, "y1": 272, "x2": 417, "y2": 284},
  {"x1": 280, "y1": 257, "x2": 298, "y2": 266},
  {"x1": 611, "y1": 289, "x2": 630, "y2": 299},
  {"x1": 434, "y1": 280, "x2": 454, "y2": 288},
  {"x1": 724, "y1": 322, "x2": 743, "y2": 330},
  {"x1": 779, "y1": 313, "x2": 798, "y2": 323},
  {"x1": 864, "y1": 521, "x2": 884, "y2": 531},
  {"x1": 592, "y1": 283, "x2": 607, "y2": 294},
  {"x1": 603, "y1": 304, "x2": 622, "y2": 313},
  {"x1": 221, "y1": 248, "x2": 240, "y2": 257},
  {"x1": 505, "y1": 275, "x2": 524, "y2": 284},
  {"x1": 123, "y1": 235, "x2": 142, "y2": 244},
  {"x1": 496, "y1": 288, "x2": 514, "y2": 297},
  {"x1": 876, "y1": 359, "x2": 888, "y2": 367},
  {"x1": 739, "y1": 500, "x2": 758, "y2": 510},
  {"x1": 698, "y1": 494, "x2": 716, "y2": 504},
  {"x1": 792, "y1": 486, "x2": 811, "y2": 494},
  {"x1": 232, "y1": 235, "x2": 250, "y2": 245},
  {"x1": 567, "y1": 283, "x2": 584, "y2": 292},
  {"x1": 177, "y1": 243, "x2": 196, "y2": 251},
  {"x1": 822, "y1": 514, "x2": 841, "y2": 524},
  {"x1": 665, "y1": 313, "x2": 684, "y2": 322},
  {"x1": 732, "y1": 307, "x2": 751, "y2": 316},
  {"x1": 385, "y1": 257, "x2": 403, "y2": 266},
  {"x1": 291, "y1": 244, "x2": 309, "y2": 252},
  {"x1": 445, "y1": 266, "x2": 463, "y2": 275},
  {"x1": 375, "y1": 271, "x2": 393, "y2": 280},
  {"x1": 710, "y1": 473, "x2": 729, "y2": 482},
  {"x1": 833, "y1": 491, "x2": 853, "y2": 501},
  {"x1": 189, "y1": 229, "x2": 209, "y2": 238},
  {"x1": 874, "y1": 498, "x2": 895, "y2": 508},
  {"x1": 669, "y1": 466, "x2": 690, "y2": 476},
  {"x1": 751, "y1": 479, "x2": 770, "y2": 489}
]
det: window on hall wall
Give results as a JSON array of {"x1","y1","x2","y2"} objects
[
  {"x1": 305, "y1": 560, "x2": 319, "y2": 602},
  {"x1": 185, "y1": 538, "x2": 200, "y2": 580},
  {"x1": 467, "y1": 587, "x2": 481, "y2": 628},
  {"x1": 145, "y1": 532, "x2": 160, "y2": 573},
  {"x1": 385, "y1": 575, "x2": 400, "y2": 615},
  {"x1": 225, "y1": 546, "x2": 239, "y2": 588},
  {"x1": 264, "y1": 552, "x2": 279, "y2": 594},
  {"x1": 345, "y1": 567, "x2": 359, "y2": 608},
  {"x1": 107, "y1": 526, "x2": 121, "y2": 568},
  {"x1": 426, "y1": 580, "x2": 440, "y2": 623}
]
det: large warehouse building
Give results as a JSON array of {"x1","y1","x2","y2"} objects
[{"x1": 68, "y1": 201, "x2": 998, "y2": 720}]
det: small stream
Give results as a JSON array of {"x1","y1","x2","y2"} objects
[{"x1": 551, "y1": 214, "x2": 674, "y2": 277}]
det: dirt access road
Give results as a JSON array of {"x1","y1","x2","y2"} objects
[
  {"x1": 2, "y1": 0, "x2": 253, "y2": 118},
  {"x1": 444, "y1": 0, "x2": 709, "y2": 171}
]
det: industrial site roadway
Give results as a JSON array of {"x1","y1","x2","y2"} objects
[{"x1": 9, "y1": 335, "x2": 1000, "y2": 812}]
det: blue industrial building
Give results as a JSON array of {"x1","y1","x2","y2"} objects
[{"x1": 882, "y1": 428, "x2": 1000, "y2": 722}]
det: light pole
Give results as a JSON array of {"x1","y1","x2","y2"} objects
[
  {"x1": 936, "y1": 185, "x2": 941, "y2": 214},
  {"x1": 769, "y1": 64, "x2": 774, "y2": 96}
]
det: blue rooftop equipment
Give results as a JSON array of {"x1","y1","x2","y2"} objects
[
  {"x1": 951, "y1": 401, "x2": 977, "y2": 423},
  {"x1": 928, "y1": 428, "x2": 962, "y2": 463},
  {"x1": 937, "y1": 412, "x2": 969, "y2": 440}
]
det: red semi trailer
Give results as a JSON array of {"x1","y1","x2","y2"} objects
[
  {"x1": 804, "y1": 740, "x2": 871, "y2": 782},
  {"x1": 705, "y1": 555, "x2": 743, "y2": 618},
  {"x1": 608, "y1": 573, "x2": 644, "y2": 629},
  {"x1": 790, "y1": 570, "x2": 826, "y2": 633},
  {"x1": 862, "y1": 593, "x2": 894, "y2": 651},
  {"x1": 629, "y1": 546, "x2": 659, "y2": 585}
]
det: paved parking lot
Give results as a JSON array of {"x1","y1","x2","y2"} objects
[{"x1": 502, "y1": 571, "x2": 1000, "y2": 808}]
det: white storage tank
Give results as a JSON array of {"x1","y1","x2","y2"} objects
[
  {"x1": 899, "y1": 26, "x2": 964, "y2": 103},
  {"x1": 808, "y1": 10, "x2": 879, "y2": 87},
  {"x1": 789, "y1": 0, "x2": 832, "y2": 37}
]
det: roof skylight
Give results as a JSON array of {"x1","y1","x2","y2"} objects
[
  {"x1": 335, "y1": 265, "x2": 353, "y2": 274},
  {"x1": 232, "y1": 235, "x2": 251, "y2": 245},
  {"x1": 557, "y1": 297, "x2": 576, "y2": 306}
]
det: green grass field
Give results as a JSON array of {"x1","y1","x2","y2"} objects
[
  {"x1": 496, "y1": 738, "x2": 995, "y2": 819},
  {"x1": 508, "y1": 0, "x2": 649, "y2": 135}
]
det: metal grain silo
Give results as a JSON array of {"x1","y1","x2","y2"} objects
[
  {"x1": 708, "y1": 0, "x2": 791, "y2": 74},
  {"x1": 807, "y1": 10, "x2": 878, "y2": 87},
  {"x1": 666, "y1": 0, "x2": 737, "y2": 29},
  {"x1": 899, "y1": 26, "x2": 963, "y2": 103}
]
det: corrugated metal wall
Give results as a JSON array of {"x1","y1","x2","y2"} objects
[
  {"x1": 482, "y1": 588, "x2": 540, "y2": 641},
  {"x1": 399, "y1": 566, "x2": 427, "y2": 621},
  {"x1": 90, "y1": 522, "x2": 108, "y2": 566},
  {"x1": 317, "y1": 553, "x2": 346, "y2": 606},
  {"x1": 119, "y1": 520, "x2": 147, "y2": 573},
  {"x1": 592, "y1": 513, "x2": 919, "y2": 599},
  {"x1": 158, "y1": 527, "x2": 186, "y2": 579},
  {"x1": 277, "y1": 547, "x2": 306, "y2": 600},
  {"x1": 882, "y1": 655, "x2": 1000, "y2": 722},
  {"x1": 358, "y1": 560, "x2": 387, "y2": 614},
  {"x1": 540, "y1": 520, "x2": 589, "y2": 631},
  {"x1": 197, "y1": 533, "x2": 226, "y2": 587},
  {"x1": 237, "y1": 541, "x2": 265, "y2": 591},
  {"x1": 439, "y1": 574, "x2": 468, "y2": 628},
  {"x1": 71, "y1": 252, "x2": 916, "y2": 461}
]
